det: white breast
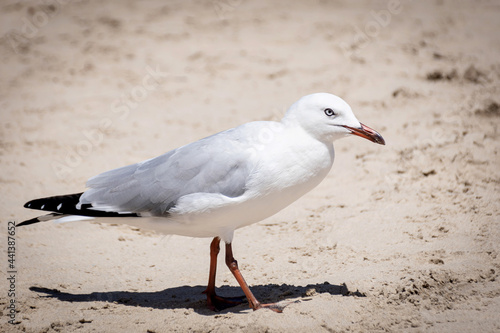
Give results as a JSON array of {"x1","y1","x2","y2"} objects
[{"x1": 127, "y1": 125, "x2": 335, "y2": 242}]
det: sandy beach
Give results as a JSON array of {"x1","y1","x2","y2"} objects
[{"x1": 1, "y1": 0, "x2": 499, "y2": 332}]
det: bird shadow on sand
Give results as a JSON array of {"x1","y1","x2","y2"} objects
[{"x1": 29, "y1": 282, "x2": 365, "y2": 315}]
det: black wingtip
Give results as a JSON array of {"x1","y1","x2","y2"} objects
[
  {"x1": 24, "y1": 192, "x2": 84, "y2": 212},
  {"x1": 17, "y1": 217, "x2": 41, "y2": 227},
  {"x1": 23, "y1": 192, "x2": 141, "y2": 220},
  {"x1": 17, "y1": 212, "x2": 65, "y2": 227}
]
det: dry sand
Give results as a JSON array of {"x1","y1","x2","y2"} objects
[{"x1": 1, "y1": 0, "x2": 499, "y2": 332}]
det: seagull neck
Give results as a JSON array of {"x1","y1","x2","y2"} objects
[
  {"x1": 281, "y1": 110, "x2": 298, "y2": 127},
  {"x1": 281, "y1": 116, "x2": 335, "y2": 146}
]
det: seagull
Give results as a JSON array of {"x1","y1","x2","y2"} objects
[{"x1": 19, "y1": 93, "x2": 385, "y2": 312}]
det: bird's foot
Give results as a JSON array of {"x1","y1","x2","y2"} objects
[
  {"x1": 253, "y1": 300, "x2": 299, "y2": 313},
  {"x1": 204, "y1": 291, "x2": 247, "y2": 311}
]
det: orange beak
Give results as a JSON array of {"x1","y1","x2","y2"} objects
[{"x1": 343, "y1": 123, "x2": 385, "y2": 145}]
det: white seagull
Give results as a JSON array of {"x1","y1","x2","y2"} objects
[{"x1": 20, "y1": 93, "x2": 385, "y2": 312}]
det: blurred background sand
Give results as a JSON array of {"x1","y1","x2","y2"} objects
[{"x1": 1, "y1": 0, "x2": 499, "y2": 332}]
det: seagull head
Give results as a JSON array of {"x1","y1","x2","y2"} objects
[{"x1": 283, "y1": 93, "x2": 385, "y2": 145}]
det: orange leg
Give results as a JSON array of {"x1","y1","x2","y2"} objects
[
  {"x1": 203, "y1": 237, "x2": 245, "y2": 311},
  {"x1": 224, "y1": 242, "x2": 284, "y2": 313}
]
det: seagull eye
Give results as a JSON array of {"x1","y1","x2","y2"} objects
[{"x1": 324, "y1": 108, "x2": 335, "y2": 117}]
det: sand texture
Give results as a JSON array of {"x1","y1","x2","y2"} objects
[{"x1": 1, "y1": 0, "x2": 499, "y2": 332}]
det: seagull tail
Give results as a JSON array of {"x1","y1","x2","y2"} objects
[
  {"x1": 17, "y1": 212, "x2": 69, "y2": 226},
  {"x1": 19, "y1": 192, "x2": 139, "y2": 227}
]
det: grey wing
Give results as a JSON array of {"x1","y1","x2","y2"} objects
[{"x1": 79, "y1": 127, "x2": 256, "y2": 216}]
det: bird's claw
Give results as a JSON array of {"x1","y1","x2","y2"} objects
[
  {"x1": 254, "y1": 300, "x2": 299, "y2": 313},
  {"x1": 205, "y1": 293, "x2": 247, "y2": 311}
]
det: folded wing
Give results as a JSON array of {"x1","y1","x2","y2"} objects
[{"x1": 79, "y1": 125, "x2": 260, "y2": 216}]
